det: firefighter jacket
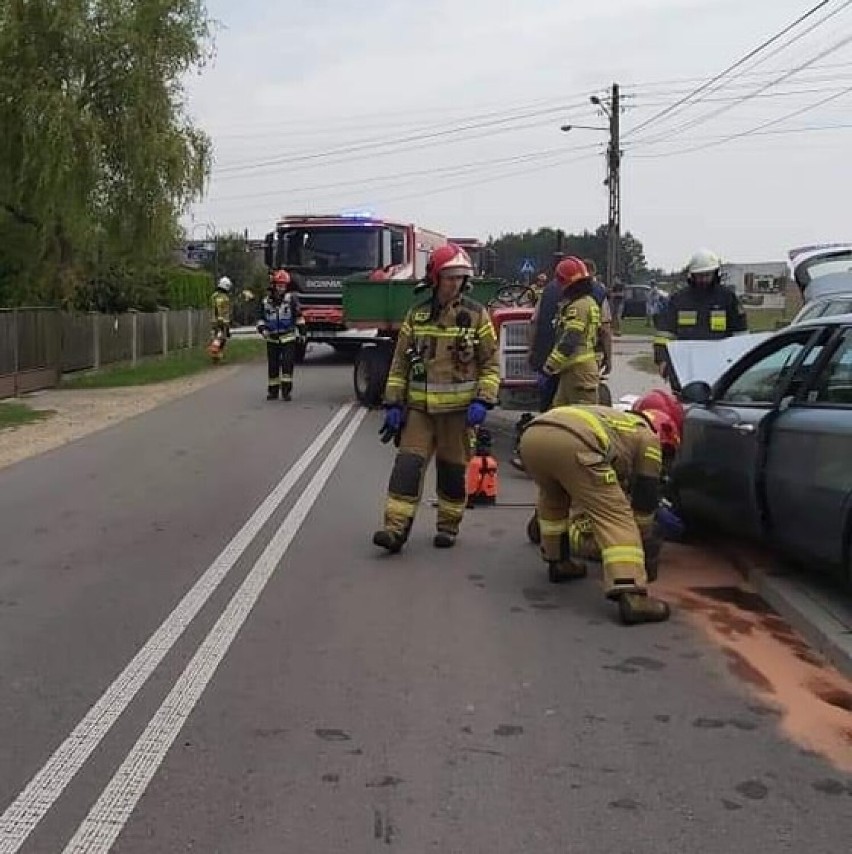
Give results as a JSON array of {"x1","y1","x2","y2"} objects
[
  {"x1": 544, "y1": 286, "x2": 601, "y2": 376},
  {"x1": 211, "y1": 291, "x2": 231, "y2": 330},
  {"x1": 653, "y1": 283, "x2": 747, "y2": 364},
  {"x1": 383, "y1": 294, "x2": 501, "y2": 414},
  {"x1": 257, "y1": 293, "x2": 304, "y2": 343},
  {"x1": 532, "y1": 404, "x2": 663, "y2": 534}
]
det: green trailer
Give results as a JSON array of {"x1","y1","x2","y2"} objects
[{"x1": 342, "y1": 274, "x2": 511, "y2": 406}]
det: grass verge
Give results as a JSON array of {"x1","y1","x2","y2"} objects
[
  {"x1": 0, "y1": 401, "x2": 55, "y2": 431},
  {"x1": 62, "y1": 338, "x2": 266, "y2": 389}
]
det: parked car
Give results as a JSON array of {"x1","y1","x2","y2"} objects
[
  {"x1": 670, "y1": 313, "x2": 852, "y2": 582},
  {"x1": 621, "y1": 284, "x2": 651, "y2": 318},
  {"x1": 789, "y1": 243, "x2": 852, "y2": 324}
]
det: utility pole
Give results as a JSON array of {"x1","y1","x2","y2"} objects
[{"x1": 605, "y1": 83, "x2": 621, "y2": 293}]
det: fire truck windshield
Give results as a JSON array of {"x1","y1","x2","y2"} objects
[{"x1": 278, "y1": 226, "x2": 381, "y2": 273}]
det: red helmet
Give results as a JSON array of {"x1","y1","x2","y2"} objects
[
  {"x1": 271, "y1": 269, "x2": 290, "y2": 288},
  {"x1": 555, "y1": 256, "x2": 589, "y2": 287},
  {"x1": 633, "y1": 389, "x2": 684, "y2": 437},
  {"x1": 426, "y1": 243, "x2": 473, "y2": 286},
  {"x1": 638, "y1": 409, "x2": 681, "y2": 454}
]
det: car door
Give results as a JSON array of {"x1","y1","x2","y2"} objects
[
  {"x1": 765, "y1": 325, "x2": 852, "y2": 569},
  {"x1": 675, "y1": 328, "x2": 823, "y2": 538}
]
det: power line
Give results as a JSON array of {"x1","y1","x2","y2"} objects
[
  {"x1": 624, "y1": 0, "x2": 837, "y2": 139},
  {"x1": 214, "y1": 101, "x2": 589, "y2": 175},
  {"x1": 631, "y1": 84, "x2": 852, "y2": 157},
  {"x1": 632, "y1": 31, "x2": 852, "y2": 146}
]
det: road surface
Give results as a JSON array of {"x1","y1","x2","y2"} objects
[{"x1": 1, "y1": 351, "x2": 850, "y2": 853}]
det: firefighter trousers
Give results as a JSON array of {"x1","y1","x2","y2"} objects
[
  {"x1": 518, "y1": 423, "x2": 647, "y2": 596},
  {"x1": 552, "y1": 360, "x2": 600, "y2": 407},
  {"x1": 266, "y1": 339, "x2": 296, "y2": 395},
  {"x1": 382, "y1": 410, "x2": 470, "y2": 539}
]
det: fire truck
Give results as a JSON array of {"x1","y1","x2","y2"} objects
[
  {"x1": 448, "y1": 237, "x2": 497, "y2": 277},
  {"x1": 263, "y1": 212, "x2": 446, "y2": 356}
]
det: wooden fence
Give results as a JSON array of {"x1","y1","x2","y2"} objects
[{"x1": 0, "y1": 308, "x2": 211, "y2": 399}]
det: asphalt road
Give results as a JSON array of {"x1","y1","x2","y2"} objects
[{"x1": 1, "y1": 350, "x2": 850, "y2": 854}]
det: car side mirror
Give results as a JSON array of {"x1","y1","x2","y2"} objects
[{"x1": 680, "y1": 380, "x2": 713, "y2": 405}]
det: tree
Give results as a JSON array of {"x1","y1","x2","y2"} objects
[
  {"x1": 0, "y1": 0, "x2": 213, "y2": 306},
  {"x1": 488, "y1": 226, "x2": 649, "y2": 284}
]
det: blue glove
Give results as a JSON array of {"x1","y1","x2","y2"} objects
[
  {"x1": 537, "y1": 372, "x2": 555, "y2": 391},
  {"x1": 466, "y1": 400, "x2": 488, "y2": 428},
  {"x1": 656, "y1": 501, "x2": 686, "y2": 541},
  {"x1": 379, "y1": 405, "x2": 404, "y2": 444}
]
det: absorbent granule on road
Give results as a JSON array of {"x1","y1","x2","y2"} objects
[{"x1": 657, "y1": 543, "x2": 852, "y2": 773}]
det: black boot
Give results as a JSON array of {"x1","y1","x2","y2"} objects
[
  {"x1": 281, "y1": 383, "x2": 292, "y2": 402},
  {"x1": 267, "y1": 385, "x2": 279, "y2": 401},
  {"x1": 547, "y1": 560, "x2": 587, "y2": 584},
  {"x1": 433, "y1": 531, "x2": 457, "y2": 549},
  {"x1": 373, "y1": 530, "x2": 405, "y2": 554}
]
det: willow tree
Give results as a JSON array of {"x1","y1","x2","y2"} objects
[{"x1": 0, "y1": 0, "x2": 213, "y2": 306}]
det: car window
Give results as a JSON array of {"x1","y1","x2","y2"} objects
[
  {"x1": 794, "y1": 301, "x2": 830, "y2": 323},
  {"x1": 823, "y1": 298, "x2": 852, "y2": 318},
  {"x1": 807, "y1": 330, "x2": 852, "y2": 406},
  {"x1": 717, "y1": 335, "x2": 820, "y2": 404}
]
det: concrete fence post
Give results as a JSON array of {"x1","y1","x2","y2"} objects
[
  {"x1": 130, "y1": 309, "x2": 138, "y2": 367},
  {"x1": 91, "y1": 311, "x2": 101, "y2": 370},
  {"x1": 161, "y1": 309, "x2": 169, "y2": 355}
]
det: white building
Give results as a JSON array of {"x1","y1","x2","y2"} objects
[{"x1": 720, "y1": 261, "x2": 790, "y2": 309}]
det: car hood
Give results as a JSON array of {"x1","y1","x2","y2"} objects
[{"x1": 665, "y1": 333, "x2": 773, "y2": 389}]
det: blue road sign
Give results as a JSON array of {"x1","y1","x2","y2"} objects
[{"x1": 519, "y1": 258, "x2": 536, "y2": 275}]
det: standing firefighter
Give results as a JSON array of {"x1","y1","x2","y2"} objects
[
  {"x1": 518, "y1": 405, "x2": 672, "y2": 625},
  {"x1": 257, "y1": 270, "x2": 305, "y2": 401},
  {"x1": 373, "y1": 244, "x2": 501, "y2": 553},
  {"x1": 543, "y1": 257, "x2": 602, "y2": 407},
  {"x1": 653, "y1": 248, "x2": 748, "y2": 380},
  {"x1": 209, "y1": 276, "x2": 233, "y2": 361}
]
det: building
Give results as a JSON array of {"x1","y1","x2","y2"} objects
[{"x1": 720, "y1": 261, "x2": 790, "y2": 309}]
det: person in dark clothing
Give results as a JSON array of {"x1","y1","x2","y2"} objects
[{"x1": 653, "y1": 248, "x2": 748, "y2": 388}]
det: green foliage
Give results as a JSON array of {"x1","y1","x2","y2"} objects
[
  {"x1": 165, "y1": 267, "x2": 213, "y2": 309},
  {"x1": 0, "y1": 0, "x2": 213, "y2": 308},
  {"x1": 488, "y1": 225, "x2": 649, "y2": 284}
]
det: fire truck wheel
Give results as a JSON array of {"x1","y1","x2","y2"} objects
[{"x1": 354, "y1": 345, "x2": 389, "y2": 407}]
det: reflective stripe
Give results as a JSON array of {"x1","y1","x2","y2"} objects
[
  {"x1": 386, "y1": 376, "x2": 406, "y2": 387},
  {"x1": 710, "y1": 310, "x2": 727, "y2": 332},
  {"x1": 411, "y1": 324, "x2": 478, "y2": 338},
  {"x1": 387, "y1": 496, "x2": 418, "y2": 519},
  {"x1": 408, "y1": 389, "x2": 476, "y2": 407},
  {"x1": 644, "y1": 447, "x2": 663, "y2": 464},
  {"x1": 653, "y1": 334, "x2": 674, "y2": 345},
  {"x1": 601, "y1": 545, "x2": 645, "y2": 567},
  {"x1": 410, "y1": 380, "x2": 478, "y2": 394},
  {"x1": 539, "y1": 517, "x2": 569, "y2": 536},
  {"x1": 677, "y1": 311, "x2": 698, "y2": 327},
  {"x1": 400, "y1": 322, "x2": 413, "y2": 335},
  {"x1": 437, "y1": 498, "x2": 466, "y2": 518},
  {"x1": 548, "y1": 350, "x2": 597, "y2": 371},
  {"x1": 568, "y1": 408, "x2": 612, "y2": 449}
]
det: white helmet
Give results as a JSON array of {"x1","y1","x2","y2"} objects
[
  {"x1": 217, "y1": 276, "x2": 233, "y2": 292},
  {"x1": 687, "y1": 248, "x2": 721, "y2": 276}
]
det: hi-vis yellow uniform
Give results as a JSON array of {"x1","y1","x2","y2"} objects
[
  {"x1": 519, "y1": 405, "x2": 662, "y2": 596},
  {"x1": 381, "y1": 295, "x2": 500, "y2": 538},
  {"x1": 546, "y1": 294, "x2": 601, "y2": 407}
]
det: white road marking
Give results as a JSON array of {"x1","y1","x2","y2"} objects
[
  {"x1": 0, "y1": 403, "x2": 354, "y2": 854},
  {"x1": 63, "y1": 407, "x2": 367, "y2": 853}
]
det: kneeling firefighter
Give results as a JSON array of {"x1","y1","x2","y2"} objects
[
  {"x1": 543, "y1": 257, "x2": 602, "y2": 407},
  {"x1": 518, "y1": 404, "x2": 674, "y2": 625},
  {"x1": 373, "y1": 244, "x2": 501, "y2": 552},
  {"x1": 257, "y1": 270, "x2": 305, "y2": 401}
]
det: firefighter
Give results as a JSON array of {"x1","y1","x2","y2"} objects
[
  {"x1": 517, "y1": 404, "x2": 673, "y2": 625},
  {"x1": 561, "y1": 405, "x2": 682, "y2": 587},
  {"x1": 542, "y1": 257, "x2": 602, "y2": 407},
  {"x1": 373, "y1": 244, "x2": 501, "y2": 553},
  {"x1": 209, "y1": 276, "x2": 233, "y2": 361},
  {"x1": 653, "y1": 248, "x2": 748, "y2": 381},
  {"x1": 257, "y1": 269, "x2": 305, "y2": 401}
]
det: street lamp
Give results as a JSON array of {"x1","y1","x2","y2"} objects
[{"x1": 561, "y1": 124, "x2": 608, "y2": 133}]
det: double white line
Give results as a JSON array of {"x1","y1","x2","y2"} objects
[{"x1": 0, "y1": 403, "x2": 366, "y2": 853}]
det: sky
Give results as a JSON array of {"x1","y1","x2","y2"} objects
[{"x1": 182, "y1": 0, "x2": 852, "y2": 271}]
